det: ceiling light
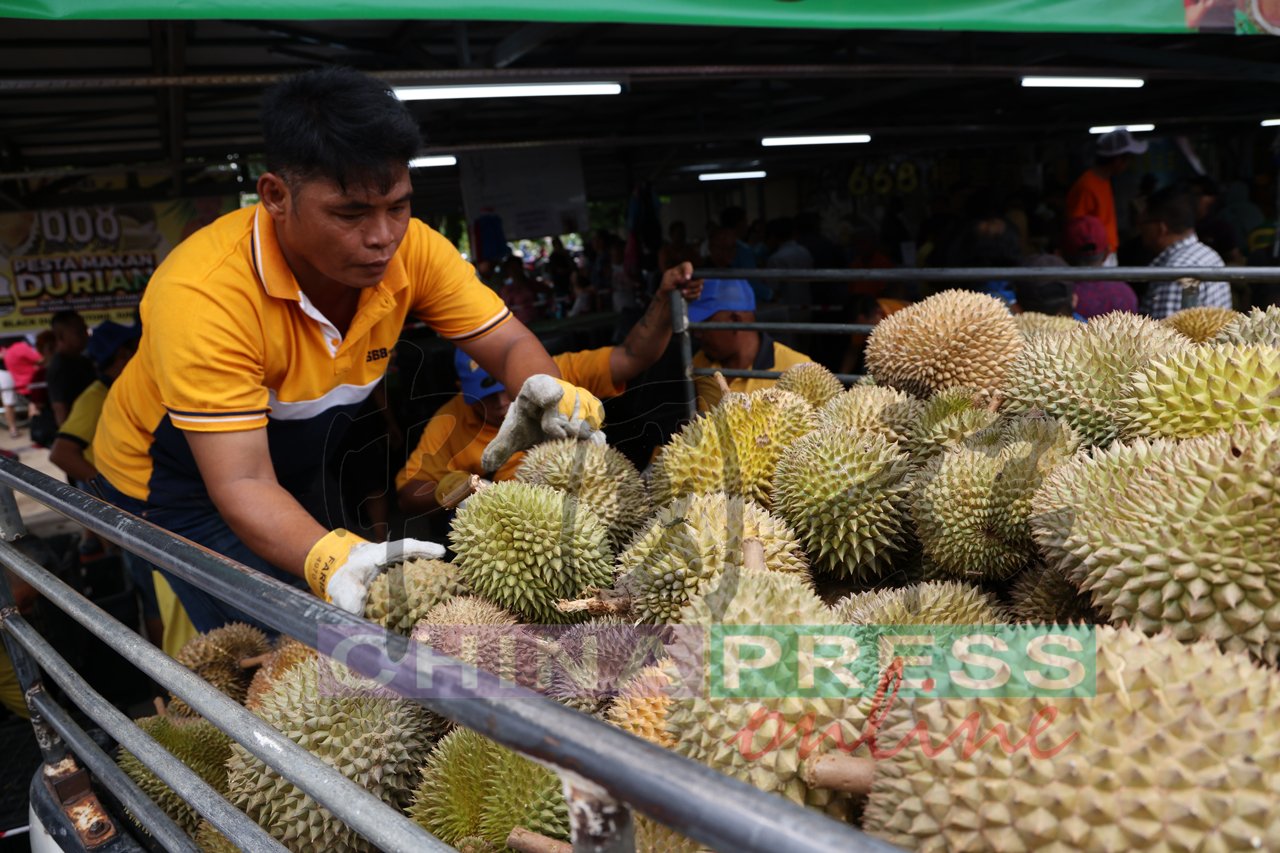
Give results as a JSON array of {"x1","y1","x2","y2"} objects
[
  {"x1": 394, "y1": 82, "x2": 622, "y2": 101},
  {"x1": 698, "y1": 170, "x2": 767, "y2": 182},
  {"x1": 410, "y1": 155, "x2": 457, "y2": 168},
  {"x1": 1262, "y1": 118, "x2": 1280, "y2": 127},
  {"x1": 761, "y1": 134, "x2": 871, "y2": 147},
  {"x1": 1021, "y1": 76, "x2": 1144, "y2": 88},
  {"x1": 1089, "y1": 124, "x2": 1155, "y2": 133}
]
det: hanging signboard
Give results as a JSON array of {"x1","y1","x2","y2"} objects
[{"x1": 459, "y1": 148, "x2": 589, "y2": 242}]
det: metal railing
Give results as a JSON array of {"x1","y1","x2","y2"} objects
[
  {"x1": 673, "y1": 265, "x2": 1280, "y2": 417},
  {"x1": 0, "y1": 458, "x2": 896, "y2": 853}
]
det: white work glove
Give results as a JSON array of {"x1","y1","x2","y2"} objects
[
  {"x1": 305, "y1": 529, "x2": 446, "y2": 614},
  {"x1": 480, "y1": 375, "x2": 606, "y2": 474}
]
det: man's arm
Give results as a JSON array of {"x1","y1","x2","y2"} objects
[
  {"x1": 458, "y1": 317, "x2": 560, "y2": 391},
  {"x1": 48, "y1": 438, "x2": 97, "y2": 483},
  {"x1": 609, "y1": 263, "x2": 701, "y2": 386}
]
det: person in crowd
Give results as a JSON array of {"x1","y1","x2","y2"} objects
[
  {"x1": 1188, "y1": 176, "x2": 1243, "y2": 265},
  {"x1": 796, "y1": 211, "x2": 845, "y2": 268},
  {"x1": 396, "y1": 264, "x2": 701, "y2": 514},
  {"x1": 499, "y1": 254, "x2": 541, "y2": 325},
  {"x1": 1011, "y1": 273, "x2": 1078, "y2": 319},
  {"x1": 658, "y1": 221, "x2": 700, "y2": 272},
  {"x1": 719, "y1": 207, "x2": 767, "y2": 301},
  {"x1": 0, "y1": 342, "x2": 18, "y2": 439},
  {"x1": 24, "y1": 331, "x2": 57, "y2": 448},
  {"x1": 688, "y1": 278, "x2": 814, "y2": 411},
  {"x1": 840, "y1": 295, "x2": 911, "y2": 376},
  {"x1": 544, "y1": 236, "x2": 575, "y2": 298},
  {"x1": 1066, "y1": 129, "x2": 1148, "y2": 265},
  {"x1": 764, "y1": 217, "x2": 814, "y2": 270},
  {"x1": 568, "y1": 266, "x2": 596, "y2": 317},
  {"x1": 90, "y1": 66, "x2": 609, "y2": 631},
  {"x1": 47, "y1": 310, "x2": 96, "y2": 427},
  {"x1": 1139, "y1": 186, "x2": 1233, "y2": 319},
  {"x1": 3, "y1": 335, "x2": 42, "y2": 408},
  {"x1": 1060, "y1": 216, "x2": 1138, "y2": 318}
]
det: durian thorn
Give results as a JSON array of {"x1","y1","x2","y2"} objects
[
  {"x1": 506, "y1": 827, "x2": 571, "y2": 853},
  {"x1": 239, "y1": 653, "x2": 271, "y2": 669},
  {"x1": 440, "y1": 474, "x2": 486, "y2": 509},
  {"x1": 556, "y1": 589, "x2": 632, "y2": 616},
  {"x1": 152, "y1": 696, "x2": 168, "y2": 717},
  {"x1": 714, "y1": 371, "x2": 731, "y2": 394},
  {"x1": 802, "y1": 753, "x2": 876, "y2": 796},
  {"x1": 742, "y1": 537, "x2": 766, "y2": 573}
]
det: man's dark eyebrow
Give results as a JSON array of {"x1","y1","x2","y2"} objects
[{"x1": 333, "y1": 191, "x2": 414, "y2": 211}]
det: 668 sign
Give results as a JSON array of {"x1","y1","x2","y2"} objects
[{"x1": 848, "y1": 161, "x2": 920, "y2": 196}]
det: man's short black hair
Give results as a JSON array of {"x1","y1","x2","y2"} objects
[
  {"x1": 1015, "y1": 279, "x2": 1075, "y2": 316},
  {"x1": 1146, "y1": 186, "x2": 1197, "y2": 232},
  {"x1": 261, "y1": 66, "x2": 422, "y2": 193},
  {"x1": 50, "y1": 310, "x2": 83, "y2": 330}
]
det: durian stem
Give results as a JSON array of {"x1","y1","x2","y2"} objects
[
  {"x1": 440, "y1": 473, "x2": 485, "y2": 509},
  {"x1": 714, "y1": 371, "x2": 731, "y2": 394},
  {"x1": 506, "y1": 827, "x2": 572, "y2": 853},
  {"x1": 152, "y1": 696, "x2": 167, "y2": 717},
  {"x1": 556, "y1": 589, "x2": 632, "y2": 616},
  {"x1": 239, "y1": 653, "x2": 271, "y2": 669},
  {"x1": 742, "y1": 537, "x2": 765, "y2": 572},
  {"x1": 802, "y1": 753, "x2": 876, "y2": 796}
]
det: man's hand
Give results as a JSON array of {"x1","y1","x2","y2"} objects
[
  {"x1": 305, "y1": 529, "x2": 446, "y2": 614},
  {"x1": 658, "y1": 262, "x2": 702, "y2": 302},
  {"x1": 480, "y1": 375, "x2": 605, "y2": 474}
]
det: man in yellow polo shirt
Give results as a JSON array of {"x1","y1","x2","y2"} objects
[
  {"x1": 689, "y1": 278, "x2": 814, "y2": 411},
  {"x1": 92, "y1": 67, "x2": 608, "y2": 629},
  {"x1": 396, "y1": 262, "x2": 699, "y2": 513}
]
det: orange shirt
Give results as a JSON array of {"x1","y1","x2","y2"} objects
[
  {"x1": 396, "y1": 347, "x2": 623, "y2": 491},
  {"x1": 1065, "y1": 170, "x2": 1118, "y2": 253}
]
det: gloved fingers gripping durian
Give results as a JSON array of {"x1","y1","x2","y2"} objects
[
  {"x1": 304, "y1": 529, "x2": 446, "y2": 614},
  {"x1": 480, "y1": 375, "x2": 606, "y2": 474}
]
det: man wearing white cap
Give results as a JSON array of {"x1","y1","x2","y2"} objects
[{"x1": 1066, "y1": 129, "x2": 1149, "y2": 266}]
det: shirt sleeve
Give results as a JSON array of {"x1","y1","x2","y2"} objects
[
  {"x1": 395, "y1": 401, "x2": 465, "y2": 491},
  {"x1": 403, "y1": 221, "x2": 513, "y2": 343},
  {"x1": 55, "y1": 384, "x2": 103, "y2": 447},
  {"x1": 553, "y1": 347, "x2": 625, "y2": 399}
]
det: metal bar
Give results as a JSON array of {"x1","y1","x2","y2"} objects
[
  {"x1": 692, "y1": 266, "x2": 1280, "y2": 283},
  {"x1": 26, "y1": 690, "x2": 199, "y2": 853},
  {"x1": 695, "y1": 367, "x2": 863, "y2": 383},
  {"x1": 0, "y1": 536, "x2": 453, "y2": 853},
  {"x1": 5, "y1": 615, "x2": 283, "y2": 853},
  {"x1": 690, "y1": 321, "x2": 874, "y2": 335},
  {"x1": 0, "y1": 459, "x2": 895, "y2": 853},
  {"x1": 672, "y1": 290, "x2": 697, "y2": 421}
]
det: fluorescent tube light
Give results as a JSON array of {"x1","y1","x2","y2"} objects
[
  {"x1": 410, "y1": 155, "x2": 457, "y2": 168},
  {"x1": 1021, "y1": 76, "x2": 1144, "y2": 88},
  {"x1": 1089, "y1": 124, "x2": 1155, "y2": 133},
  {"x1": 761, "y1": 133, "x2": 871, "y2": 147},
  {"x1": 394, "y1": 82, "x2": 622, "y2": 101},
  {"x1": 698, "y1": 170, "x2": 767, "y2": 182},
  {"x1": 1262, "y1": 118, "x2": 1280, "y2": 127}
]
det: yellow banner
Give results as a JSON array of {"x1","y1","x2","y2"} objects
[{"x1": 0, "y1": 197, "x2": 237, "y2": 335}]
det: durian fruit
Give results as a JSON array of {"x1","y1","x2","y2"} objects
[
  {"x1": 903, "y1": 387, "x2": 999, "y2": 462},
  {"x1": 116, "y1": 715, "x2": 233, "y2": 835},
  {"x1": 455, "y1": 839, "x2": 499, "y2": 853},
  {"x1": 606, "y1": 665, "x2": 675, "y2": 749},
  {"x1": 912, "y1": 415, "x2": 1078, "y2": 581},
  {"x1": 516, "y1": 438, "x2": 650, "y2": 552},
  {"x1": 864, "y1": 289, "x2": 1022, "y2": 398},
  {"x1": 544, "y1": 618, "x2": 662, "y2": 715},
  {"x1": 649, "y1": 388, "x2": 816, "y2": 507},
  {"x1": 450, "y1": 481, "x2": 613, "y2": 624},
  {"x1": 1116, "y1": 343, "x2": 1280, "y2": 440},
  {"x1": 635, "y1": 817, "x2": 707, "y2": 853},
  {"x1": 1004, "y1": 310, "x2": 1190, "y2": 447},
  {"x1": 862, "y1": 625, "x2": 1280, "y2": 852},
  {"x1": 225, "y1": 657, "x2": 434, "y2": 853},
  {"x1": 1008, "y1": 563, "x2": 1100, "y2": 624},
  {"x1": 1014, "y1": 311, "x2": 1080, "y2": 339},
  {"x1": 833, "y1": 581, "x2": 1006, "y2": 626},
  {"x1": 777, "y1": 362, "x2": 844, "y2": 409},
  {"x1": 616, "y1": 492, "x2": 809, "y2": 623},
  {"x1": 408, "y1": 727, "x2": 568, "y2": 847},
  {"x1": 1162, "y1": 304, "x2": 1240, "y2": 342},
  {"x1": 773, "y1": 428, "x2": 913, "y2": 579},
  {"x1": 817, "y1": 385, "x2": 921, "y2": 447},
  {"x1": 411, "y1": 597, "x2": 543, "y2": 697},
  {"x1": 168, "y1": 622, "x2": 271, "y2": 717},
  {"x1": 363, "y1": 558, "x2": 466, "y2": 635},
  {"x1": 193, "y1": 821, "x2": 239, "y2": 853},
  {"x1": 244, "y1": 637, "x2": 317, "y2": 712},
  {"x1": 419, "y1": 595, "x2": 518, "y2": 628},
  {"x1": 1032, "y1": 425, "x2": 1280, "y2": 663},
  {"x1": 1212, "y1": 304, "x2": 1280, "y2": 347}
]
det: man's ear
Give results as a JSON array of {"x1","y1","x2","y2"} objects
[{"x1": 257, "y1": 172, "x2": 291, "y2": 218}]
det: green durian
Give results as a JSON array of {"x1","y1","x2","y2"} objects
[
  {"x1": 363, "y1": 558, "x2": 466, "y2": 635},
  {"x1": 777, "y1": 362, "x2": 845, "y2": 409},
  {"x1": 544, "y1": 618, "x2": 662, "y2": 715},
  {"x1": 904, "y1": 387, "x2": 999, "y2": 462},
  {"x1": 817, "y1": 385, "x2": 921, "y2": 447},
  {"x1": 1162, "y1": 304, "x2": 1240, "y2": 343},
  {"x1": 1014, "y1": 311, "x2": 1081, "y2": 339},
  {"x1": 168, "y1": 622, "x2": 271, "y2": 717},
  {"x1": 1008, "y1": 563, "x2": 1101, "y2": 625},
  {"x1": 116, "y1": 715, "x2": 233, "y2": 835},
  {"x1": 834, "y1": 581, "x2": 1006, "y2": 626},
  {"x1": 1212, "y1": 304, "x2": 1280, "y2": 347}
]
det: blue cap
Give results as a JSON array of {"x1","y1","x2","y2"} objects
[
  {"x1": 454, "y1": 348, "x2": 506, "y2": 404},
  {"x1": 86, "y1": 321, "x2": 140, "y2": 370},
  {"x1": 686, "y1": 278, "x2": 756, "y2": 323}
]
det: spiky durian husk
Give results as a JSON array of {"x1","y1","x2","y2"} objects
[
  {"x1": 363, "y1": 558, "x2": 466, "y2": 636},
  {"x1": 817, "y1": 385, "x2": 921, "y2": 446},
  {"x1": 1116, "y1": 343, "x2": 1280, "y2": 440},
  {"x1": 193, "y1": 821, "x2": 240, "y2": 853},
  {"x1": 1014, "y1": 311, "x2": 1081, "y2": 339},
  {"x1": 904, "y1": 387, "x2": 999, "y2": 462},
  {"x1": 450, "y1": 481, "x2": 613, "y2": 624},
  {"x1": 1003, "y1": 311, "x2": 1190, "y2": 447},
  {"x1": 606, "y1": 665, "x2": 675, "y2": 748},
  {"x1": 649, "y1": 388, "x2": 816, "y2": 507},
  {"x1": 1162, "y1": 305, "x2": 1240, "y2": 343},
  {"x1": 411, "y1": 597, "x2": 543, "y2": 700},
  {"x1": 455, "y1": 838, "x2": 499, "y2": 853},
  {"x1": 635, "y1": 816, "x2": 707, "y2": 853},
  {"x1": 116, "y1": 715, "x2": 232, "y2": 835},
  {"x1": 912, "y1": 415, "x2": 1079, "y2": 581},
  {"x1": 864, "y1": 289, "x2": 1022, "y2": 398},
  {"x1": 777, "y1": 362, "x2": 844, "y2": 409},
  {"x1": 1031, "y1": 425, "x2": 1280, "y2": 663},
  {"x1": 773, "y1": 428, "x2": 913, "y2": 579},
  {"x1": 1008, "y1": 564, "x2": 1100, "y2": 624},
  {"x1": 408, "y1": 728, "x2": 568, "y2": 846},
  {"x1": 834, "y1": 581, "x2": 1006, "y2": 626},
  {"x1": 168, "y1": 623, "x2": 271, "y2": 716},
  {"x1": 1212, "y1": 304, "x2": 1280, "y2": 347},
  {"x1": 616, "y1": 492, "x2": 809, "y2": 624},
  {"x1": 862, "y1": 625, "x2": 1280, "y2": 852},
  {"x1": 516, "y1": 439, "x2": 650, "y2": 552},
  {"x1": 244, "y1": 637, "x2": 317, "y2": 712},
  {"x1": 225, "y1": 657, "x2": 434, "y2": 853},
  {"x1": 544, "y1": 618, "x2": 662, "y2": 715}
]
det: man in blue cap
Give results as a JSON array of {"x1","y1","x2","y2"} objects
[{"x1": 688, "y1": 278, "x2": 813, "y2": 411}]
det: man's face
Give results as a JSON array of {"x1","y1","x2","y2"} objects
[
  {"x1": 1138, "y1": 215, "x2": 1167, "y2": 252},
  {"x1": 474, "y1": 390, "x2": 513, "y2": 428},
  {"x1": 267, "y1": 167, "x2": 413, "y2": 290},
  {"x1": 55, "y1": 317, "x2": 88, "y2": 354},
  {"x1": 692, "y1": 310, "x2": 742, "y2": 362}
]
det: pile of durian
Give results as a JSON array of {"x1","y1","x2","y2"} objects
[{"x1": 117, "y1": 295, "x2": 1280, "y2": 852}]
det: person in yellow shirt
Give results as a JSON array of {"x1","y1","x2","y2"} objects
[
  {"x1": 689, "y1": 278, "x2": 814, "y2": 411},
  {"x1": 397, "y1": 263, "x2": 701, "y2": 513}
]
